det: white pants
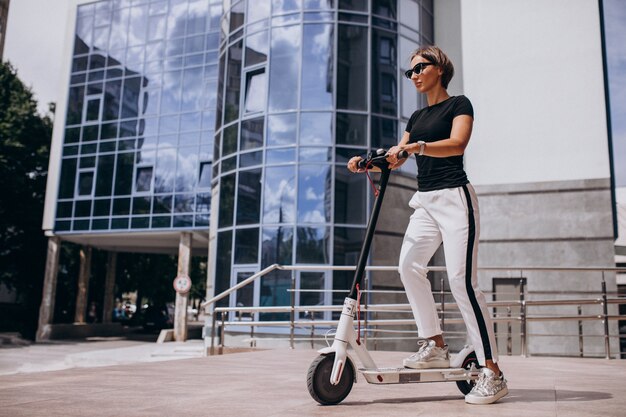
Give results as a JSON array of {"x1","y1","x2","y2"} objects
[{"x1": 398, "y1": 184, "x2": 498, "y2": 365}]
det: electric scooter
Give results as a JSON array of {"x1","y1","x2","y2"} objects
[{"x1": 306, "y1": 149, "x2": 481, "y2": 405}]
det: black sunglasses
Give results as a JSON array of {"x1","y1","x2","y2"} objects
[{"x1": 404, "y1": 62, "x2": 435, "y2": 79}]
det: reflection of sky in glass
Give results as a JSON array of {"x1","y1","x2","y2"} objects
[
  {"x1": 301, "y1": 24, "x2": 333, "y2": 110},
  {"x1": 298, "y1": 165, "x2": 330, "y2": 223},
  {"x1": 263, "y1": 166, "x2": 296, "y2": 223},
  {"x1": 604, "y1": 0, "x2": 626, "y2": 187},
  {"x1": 269, "y1": 25, "x2": 301, "y2": 111},
  {"x1": 267, "y1": 113, "x2": 297, "y2": 146},
  {"x1": 300, "y1": 112, "x2": 332, "y2": 145}
]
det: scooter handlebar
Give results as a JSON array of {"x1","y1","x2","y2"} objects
[{"x1": 356, "y1": 149, "x2": 409, "y2": 170}]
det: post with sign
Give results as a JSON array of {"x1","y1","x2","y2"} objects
[{"x1": 174, "y1": 232, "x2": 192, "y2": 341}]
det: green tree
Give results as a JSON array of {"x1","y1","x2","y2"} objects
[{"x1": 0, "y1": 61, "x2": 53, "y2": 338}]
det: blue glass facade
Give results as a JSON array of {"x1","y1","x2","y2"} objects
[
  {"x1": 55, "y1": 0, "x2": 222, "y2": 233},
  {"x1": 211, "y1": 0, "x2": 432, "y2": 316},
  {"x1": 52, "y1": 0, "x2": 432, "y2": 320}
]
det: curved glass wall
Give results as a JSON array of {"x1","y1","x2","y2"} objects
[
  {"x1": 55, "y1": 0, "x2": 223, "y2": 233},
  {"x1": 212, "y1": 0, "x2": 432, "y2": 317}
]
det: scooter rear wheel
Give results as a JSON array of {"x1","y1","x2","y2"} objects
[
  {"x1": 455, "y1": 350, "x2": 481, "y2": 395},
  {"x1": 307, "y1": 354, "x2": 354, "y2": 405}
]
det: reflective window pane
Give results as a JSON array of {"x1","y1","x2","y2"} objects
[
  {"x1": 235, "y1": 228, "x2": 260, "y2": 264},
  {"x1": 371, "y1": 116, "x2": 398, "y2": 149},
  {"x1": 245, "y1": 31, "x2": 268, "y2": 66},
  {"x1": 263, "y1": 166, "x2": 296, "y2": 223},
  {"x1": 373, "y1": 0, "x2": 397, "y2": 19},
  {"x1": 215, "y1": 231, "x2": 233, "y2": 304},
  {"x1": 272, "y1": 0, "x2": 302, "y2": 13},
  {"x1": 241, "y1": 117, "x2": 264, "y2": 150},
  {"x1": 94, "y1": 155, "x2": 115, "y2": 196},
  {"x1": 267, "y1": 148, "x2": 296, "y2": 165},
  {"x1": 334, "y1": 166, "x2": 366, "y2": 224},
  {"x1": 135, "y1": 167, "x2": 153, "y2": 192},
  {"x1": 259, "y1": 270, "x2": 291, "y2": 320},
  {"x1": 77, "y1": 171, "x2": 95, "y2": 196},
  {"x1": 114, "y1": 153, "x2": 134, "y2": 195},
  {"x1": 262, "y1": 228, "x2": 294, "y2": 267},
  {"x1": 269, "y1": 25, "x2": 301, "y2": 112},
  {"x1": 299, "y1": 147, "x2": 331, "y2": 162},
  {"x1": 218, "y1": 173, "x2": 236, "y2": 227},
  {"x1": 300, "y1": 112, "x2": 332, "y2": 145},
  {"x1": 244, "y1": 69, "x2": 267, "y2": 113},
  {"x1": 298, "y1": 165, "x2": 331, "y2": 223},
  {"x1": 336, "y1": 112, "x2": 367, "y2": 146},
  {"x1": 333, "y1": 226, "x2": 365, "y2": 265},
  {"x1": 267, "y1": 113, "x2": 297, "y2": 147},
  {"x1": 296, "y1": 226, "x2": 330, "y2": 263},
  {"x1": 337, "y1": 25, "x2": 367, "y2": 110},
  {"x1": 225, "y1": 40, "x2": 243, "y2": 123},
  {"x1": 198, "y1": 161, "x2": 212, "y2": 188},
  {"x1": 301, "y1": 24, "x2": 333, "y2": 110},
  {"x1": 237, "y1": 168, "x2": 262, "y2": 225},
  {"x1": 223, "y1": 123, "x2": 238, "y2": 156},
  {"x1": 338, "y1": 0, "x2": 368, "y2": 11},
  {"x1": 371, "y1": 29, "x2": 397, "y2": 115},
  {"x1": 304, "y1": 0, "x2": 335, "y2": 10},
  {"x1": 175, "y1": 147, "x2": 199, "y2": 192},
  {"x1": 154, "y1": 146, "x2": 176, "y2": 193},
  {"x1": 247, "y1": 0, "x2": 270, "y2": 23},
  {"x1": 299, "y1": 271, "x2": 325, "y2": 319}
]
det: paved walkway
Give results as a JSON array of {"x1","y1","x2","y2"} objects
[{"x1": 1, "y1": 340, "x2": 625, "y2": 416}]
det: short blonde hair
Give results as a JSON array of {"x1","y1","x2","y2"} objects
[{"x1": 410, "y1": 46, "x2": 455, "y2": 89}]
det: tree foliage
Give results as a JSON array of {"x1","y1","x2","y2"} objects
[{"x1": 0, "y1": 61, "x2": 53, "y2": 337}]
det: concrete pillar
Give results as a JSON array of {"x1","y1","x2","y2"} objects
[
  {"x1": 174, "y1": 232, "x2": 192, "y2": 341},
  {"x1": 102, "y1": 251, "x2": 117, "y2": 324},
  {"x1": 36, "y1": 236, "x2": 61, "y2": 342},
  {"x1": 74, "y1": 246, "x2": 92, "y2": 324}
]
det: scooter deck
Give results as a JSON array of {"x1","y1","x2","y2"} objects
[{"x1": 359, "y1": 366, "x2": 478, "y2": 385}]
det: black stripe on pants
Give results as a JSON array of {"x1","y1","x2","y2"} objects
[{"x1": 462, "y1": 184, "x2": 493, "y2": 361}]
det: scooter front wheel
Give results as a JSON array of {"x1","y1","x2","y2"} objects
[
  {"x1": 306, "y1": 354, "x2": 354, "y2": 405},
  {"x1": 455, "y1": 350, "x2": 481, "y2": 395}
]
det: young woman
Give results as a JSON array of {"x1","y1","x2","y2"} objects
[{"x1": 347, "y1": 46, "x2": 508, "y2": 405}]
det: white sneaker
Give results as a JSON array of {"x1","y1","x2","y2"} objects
[
  {"x1": 403, "y1": 339, "x2": 450, "y2": 369},
  {"x1": 465, "y1": 368, "x2": 509, "y2": 404}
]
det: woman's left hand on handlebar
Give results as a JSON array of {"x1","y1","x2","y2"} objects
[{"x1": 386, "y1": 145, "x2": 407, "y2": 168}]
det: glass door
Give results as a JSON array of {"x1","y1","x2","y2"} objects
[{"x1": 229, "y1": 267, "x2": 260, "y2": 321}]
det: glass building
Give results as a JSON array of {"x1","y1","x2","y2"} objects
[
  {"x1": 210, "y1": 0, "x2": 432, "y2": 319},
  {"x1": 44, "y1": 0, "x2": 432, "y2": 328},
  {"x1": 55, "y1": 0, "x2": 223, "y2": 235}
]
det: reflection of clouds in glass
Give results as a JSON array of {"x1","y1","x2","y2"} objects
[
  {"x1": 267, "y1": 113, "x2": 297, "y2": 146},
  {"x1": 299, "y1": 113, "x2": 332, "y2": 145},
  {"x1": 167, "y1": 1, "x2": 190, "y2": 38},
  {"x1": 269, "y1": 25, "x2": 301, "y2": 111},
  {"x1": 248, "y1": 0, "x2": 271, "y2": 22},
  {"x1": 272, "y1": 0, "x2": 302, "y2": 13},
  {"x1": 298, "y1": 165, "x2": 330, "y2": 223},
  {"x1": 264, "y1": 167, "x2": 296, "y2": 223},
  {"x1": 154, "y1": 146, "x2": 199, "y2": 192}
]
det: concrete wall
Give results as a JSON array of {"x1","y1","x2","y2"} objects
[{"x1": 428, "y1": 0, "x2": 618, "y2": 357}]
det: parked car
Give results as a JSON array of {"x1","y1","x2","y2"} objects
[{"x1": 140, "y1": 304, "x2": 173, "y2": 331}]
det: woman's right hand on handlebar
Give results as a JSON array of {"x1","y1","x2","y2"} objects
[{"x1": 347, "y1": 156, "x2": 365, "y2": 173}]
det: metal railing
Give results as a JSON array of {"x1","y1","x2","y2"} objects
[{"x1": 201, "y1": 265, "x2": 626, "y2": 358}]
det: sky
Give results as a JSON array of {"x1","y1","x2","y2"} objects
[
  {"x1": 3, "y1": 0, "x2": 626, "y2": 188},
  {"x1": 4, "y1": 0, "x2": 69, "y2": 115}
]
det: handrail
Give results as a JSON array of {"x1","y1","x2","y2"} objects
[
  {"x1": 203, "y1": 264, "x2": 626, "y2": 358},
  {"x1": 201, "y1": 264, "x2": 626, "y2": 311}
]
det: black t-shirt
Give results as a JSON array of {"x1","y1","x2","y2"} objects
[{"x1": 405, "y1": 95, "x2": 474, "y2": 191}]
